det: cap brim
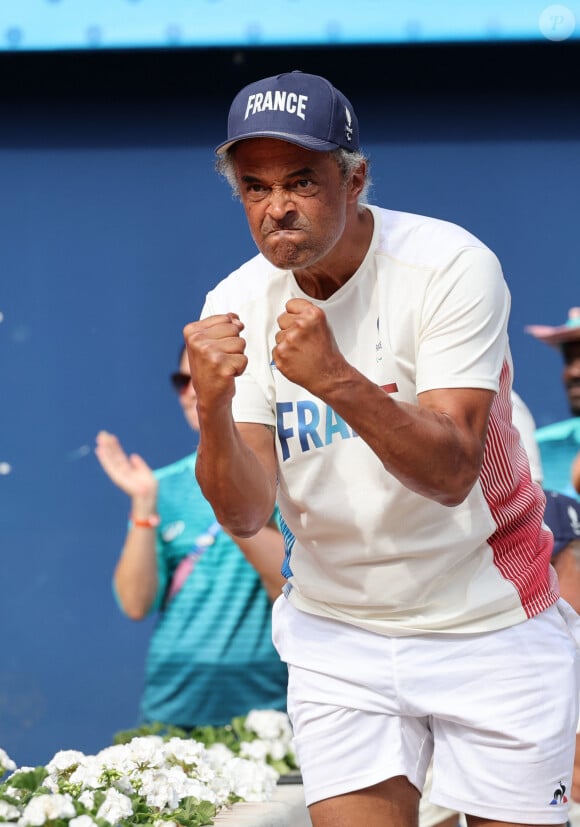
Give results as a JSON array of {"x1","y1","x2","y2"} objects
[
  {"x1": 524, "y1": 323, "x2": 580, "y2": 347},
  {"x1": 215, "y1": 131, "x2": 340, "y2": 155}
]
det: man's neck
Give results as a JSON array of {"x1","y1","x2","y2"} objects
[{"x1": 293, "y1": 206, "x2": 374, "y2": 300}]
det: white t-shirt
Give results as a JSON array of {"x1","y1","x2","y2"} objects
[{"x1": 202, "y1": 205, "x2": 556, "y2": 635}]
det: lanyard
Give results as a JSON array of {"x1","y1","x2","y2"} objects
[{"x1": 164, "y1": 521, "x2": 222, "y2": 606}]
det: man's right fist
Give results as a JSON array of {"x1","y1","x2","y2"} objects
[{"x1": 183, "y1": 313, "x2": 248, "y2": 406}]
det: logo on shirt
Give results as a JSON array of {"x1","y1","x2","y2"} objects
[
  {"x1": 550, "y1": 781, "x2": 568, "y2": 805},
  {"x1": 376, "y1": 316, "x2": 383, "y2": 363},
  {"x1": 161, "y1": 521, "x2": 185, "y2": 542},
  {"x1": 276, "y1": 386, "x2": 397, "y2": 462},
  {"x1": 277, "y1": 400, "x2": 358, "y2": 461}
]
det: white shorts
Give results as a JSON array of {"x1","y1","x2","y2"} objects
[{"x1": 272, "y1": 596, "x2": 580, "y2": 825}]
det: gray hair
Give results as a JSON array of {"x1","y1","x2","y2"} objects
[{"x1": 215, "y1": 146, "x2": 372, "y2": 203}]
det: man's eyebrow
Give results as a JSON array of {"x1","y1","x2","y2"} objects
[
  {"x1": 287, "y1": 167, "x2": 316, "y2": 178},
  {"x1": 240, "y1": 167, "x2": 316, "y2": 184}
]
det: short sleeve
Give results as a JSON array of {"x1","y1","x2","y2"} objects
[{"x1": 416, "y1": 247, "x2": 510, "y2": 395}]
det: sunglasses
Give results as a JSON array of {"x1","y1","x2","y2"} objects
[{"x1": 170, "y1": 372, "x2": 192, "y2": 393}]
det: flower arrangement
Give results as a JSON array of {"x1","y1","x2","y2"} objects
[
  {"x1": 0, "y1": 710, "x2": 299, "y2": 827},
  {"x1": 112, "y1": 709, "x2": 299, "y2": 779}
]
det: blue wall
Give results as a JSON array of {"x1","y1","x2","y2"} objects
[{"x1": 1, "y1": 43, "x2": 579, "y2": 767}]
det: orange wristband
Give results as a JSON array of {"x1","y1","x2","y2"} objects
[{"x1": 131, "y1": 514, "x2": 160, "y2": 528}]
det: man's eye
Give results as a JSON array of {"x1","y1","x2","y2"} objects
[
  {"x1": 245, "y1": 184, "x2": 268, "y2": 201},
  {"x1": 286, "y1": 179, "x2": 317, "y2": 196}
]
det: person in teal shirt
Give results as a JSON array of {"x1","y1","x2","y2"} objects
[
  {"x1": 95, "y1": 347, "x2": 287, "y2": 728},
  {"x1": 526, "y1": 306, "x2": 580, "y2": 498}
]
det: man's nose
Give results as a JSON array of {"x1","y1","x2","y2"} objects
[{"x1": 266, "y1": 186, "x2": 295, "y2": 218}]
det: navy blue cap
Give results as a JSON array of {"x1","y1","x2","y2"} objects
[
  {"x1": 215, "y1": 70, "x2": 359, "y2": 155},
  {"x1": 543, "y1": 490, "x2": 580, "y2": 556}
]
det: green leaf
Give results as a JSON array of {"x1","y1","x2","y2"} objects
[
  {"x1": 4, "y1": 767, "x2": 47, "y2": 792},
  {"x1": 173, "y1": 796, "x2": 216, "y2": 827}
]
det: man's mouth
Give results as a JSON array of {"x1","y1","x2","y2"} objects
[{"x1": 266, "y1": 227, "x2": 301, "y2": 236}]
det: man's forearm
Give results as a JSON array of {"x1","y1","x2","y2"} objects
[
  {"x1": 196, "y1": 410, "x2": 277, "y2": 537},
  {"x1": 320, "y1": 365, "x2": 493, "y2": 507}
]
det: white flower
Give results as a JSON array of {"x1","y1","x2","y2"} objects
[
  {"x1": 4, "y1": 786, "x2": 25, "y2": 802},
  {"x1": 41, "y1": 777, "x2": 60, "y2": 794},
  {"x1": 164, "y1": 737, "x2": 206, "y2": 767},
  {"x1": 244, "y1": 710, "x2": 293, "y2": 741},
  {"x1": 115, "y1": 737, "x2": 165, "y2": 772},
  {"x1": 69, "y1": 816, "x2": 97, "y2": 827},
  {"x1": 95, "y1": 788, "x2": 133, "y2": 824},
  {"x1": 0, "y1": 748, "x2": 17, "y2": 775},
  {"x1": 0, "y1": 800, "x2": 20, "y2": 820},
  {"x1": 138, "y1": 766, "x2": 187, "y2": 810},
  {"x1": 205, "y1": 743, "x2": 233, "y2": 764},
  {"x1": 45, "y1": 751, "x2": 86, "y2": 775},
  {"x1": 1, "y1": 711, "x2": 288, "y2": 827},
  {"x1": 266, "y1": 739, "x2": 289, "y2": 761},
  {"x1": 77, "y1": 790, "x2": 95, "y2": 810},
  {"x1": 18, "y1": 793, "x2": 76, "y2": 826},
  {"x1": 90, "y1": 744, "x2": 129, "y2": 776},
  {"x1": 180, "y1": 776, "x2": 218, "y2": 804},
  {"x1": 69, "y1": 757, "x2": 103, "y2": 790},
  {"x1": 226, "y1": 757, "x2": 278, "y2": 802},
  {"x1": 239, "y1": 740, "x2": 269, "y2": 762}
]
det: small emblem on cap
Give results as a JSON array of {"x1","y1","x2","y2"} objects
[{"x1": 344, "y1": 106, "x2": 353, "y2": 142}]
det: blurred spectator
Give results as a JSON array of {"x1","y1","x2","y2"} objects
[
  {"x1": 573, "y1": 451, "x2": 580, "y2": 496},
  {"x1": 545, "y1": 490, "x2": 580, "y2": 611},
  {"x1": 95, "y1": 346, "x2": 288, "y2": 729},
  {"x1": 526, "y1": 307, "x2": 580, "y2": 497}
]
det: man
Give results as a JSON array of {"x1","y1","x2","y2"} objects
[
  {"x1": 184, "y1": 70, "x2": 578, "y2": 826},
  {"x1": 526, "y1": 307, "x2": 580, "y2": 497}
]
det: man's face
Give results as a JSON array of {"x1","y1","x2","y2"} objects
[
  {"x1": 177, "y1": 349, "x2": 200, "y2": 432},
  {"x1": 231, "y1": 138, "x2": 354, "y2": 272},
  {"x1": 562, "y1": 340, "x2": 580, "y2": 416}
]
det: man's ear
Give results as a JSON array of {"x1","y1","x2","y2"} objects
[{"x1": 347, "y1": 161, "x2": 367, "y2": 203}]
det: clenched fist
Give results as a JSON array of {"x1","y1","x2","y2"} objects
[
  {"x1": 273, "y1": 298, "x2": 346, "y2": 395},
  {"x1": 183, "y1": 313, "x2": 248, "y2": 411}
]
